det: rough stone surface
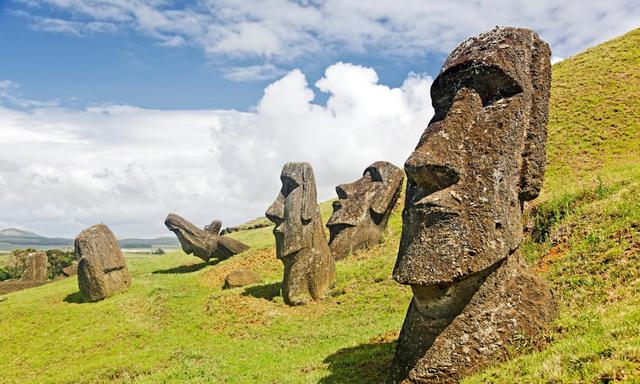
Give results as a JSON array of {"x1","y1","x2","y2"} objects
[
  {"x1": 223, "y1": 269, "x2": 261, "y2": 289},
  {"x1": 265, "y1": 162, "x2": 336, "y2": 305},
  {"x1": 391, "y1": 27, "x2": 557, "y2": 383},
  {"x1": 20, "y1": 252, "x2": 48, "y2": 281},
  {"x1": 76, "y1": 224, "x2": 132, "y2": 302},
  {"x1": 204, "y1": 220, "x2": 222, "y2": 235},
  {"x1": 327, "y1": 161, "x2": 404, "y2": 260},
  {"x1": 165, "y1": 214, "x2": 249, "y2": 262},
  {"x1": 62, "y1": 262, "x2": 79, "y2": 277}
]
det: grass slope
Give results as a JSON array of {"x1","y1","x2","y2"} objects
[{"x1": 1, "y1": 29, "x2": 639, "y2": 383}]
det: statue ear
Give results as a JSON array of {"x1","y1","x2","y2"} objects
[
  {"x1": 371, "y1": 190, "x2": 394, "y2": 216},
  {"x1": 301, "y1": 165, "x2": 317, "y2": 222},
  {"x1": 371, "y1": 170, "x2": 404, "y2": 216},
  {"x1": 519, "y1": 36, "x2": 551, "y2": 202}
]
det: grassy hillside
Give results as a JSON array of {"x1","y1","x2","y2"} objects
[{"x1": 1, "y1": 29, "x2": 639, "y2": 383}]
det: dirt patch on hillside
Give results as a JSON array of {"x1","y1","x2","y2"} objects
[{"x1": 535, "y1": 245, "x2": 567, "y2": 274}]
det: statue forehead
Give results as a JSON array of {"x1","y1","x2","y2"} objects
[
  {"x1": 281, "y1": 162, "x2": 312, "y2": 184},
  {"x1": 440, "y1": 27, "x2": 539, "y2": 86},
  {"x1": 364, "y1": 161, "x2": 404, "y2": 181}
]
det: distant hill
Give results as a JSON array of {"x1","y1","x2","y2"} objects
[
  {"x1": 0, "y1": 228, "x2": 42, "y2": 238},
  {"x1": 0, "y1": 228, "x2": 179, "y2": 250}
]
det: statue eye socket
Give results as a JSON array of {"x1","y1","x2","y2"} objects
[
  {"x1": 364, "y1": 167, "x2": 383, "y2": 182},
  {"x1": 430, "y1": 61, "x2": 523, "y2": 123},
  {"x1": 281, "y1": 176, "x2": 299, "y2": 197}
]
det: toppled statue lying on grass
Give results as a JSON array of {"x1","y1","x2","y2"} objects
[
  {"x1": 391, "y1": 27, "x2": 557, "y2": 383},
  {"x1": 165, "y1": 213, "x2": 249, "y2": 262}
]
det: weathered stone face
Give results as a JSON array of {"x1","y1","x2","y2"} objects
[
  {"x1": 20, "y1": 252, "x2": 48, "y2": 281},
  {"x1": 326, "y1": 161, "x2": 404, "y2": 259},
  {"x1": 164, "y1": 214, "x2": 249, "y2": 262},
  {"x1": 390, "y1": 27, "x2": 556, "y2": 383},
  {"x1": 265, "y1": 162, "x2": 336, "y2": 305},
  {"x1": 76, "y1": 224, "x2": 131, "y2": 302}
]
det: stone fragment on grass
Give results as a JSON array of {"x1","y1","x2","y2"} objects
[
  {"x1": 76, "y1": 224, "x2": 132, "y2": 302},
  {"x1": 223, "y1": 269, "x2": 261, "y2": 289},
  {"x1": 62, "y1": 262, "x2": 78, "y2": 277}
]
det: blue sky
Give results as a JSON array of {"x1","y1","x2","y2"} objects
[
  {"x1": 0, "y1": 0, "x2": 444, "y2": 110},
  {"x1": 0, "y1": 1, "x2": 638, "y2": 238}
]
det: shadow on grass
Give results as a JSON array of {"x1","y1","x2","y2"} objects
[
  {"x1": 241, "y1": 282, "x2": 281, "y2": 301},
  {"x1": 64, "y1": 291, "x2": 85, "y2": 304},
  {"x1": 319, "y1": 341, "x2": 395, "y2": 384},
  {"x1": 152, "y1": 260, "x2": 219, "y2": 274}
]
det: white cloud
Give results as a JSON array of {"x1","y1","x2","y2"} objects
[
  {"x1": 13, "y1": 0, "x2": 640, "y2": 63},
  {"x1": 0, "y1": 63, "x2": 432, "y2": 238},
  {"x1": 0, "y1": 80, "x2": 57, "y2": 109},
  {"x1": 551, "y1": 56, "x2": 565, "y2": 65},
  {"x1": 222, "y1": 64, "x2": 286, "y2": 82}
]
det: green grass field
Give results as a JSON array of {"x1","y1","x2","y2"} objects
[{"x1": 1, "y1": 29, "x2": 639, "y2": 383}]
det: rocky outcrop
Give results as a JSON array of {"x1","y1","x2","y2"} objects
[
  {"x1": 327, "y1": 161, "x2": 404, "y2": 259},
  {"x1": 391, "y1": 27, "x2": 557, "y2": 383},
  {"x1": 76, "y1": 224, "x2": 132, "y2": 302},
  {"x1": 165, "y1": 214, "x2": 249, "y2": 262},
  {"x1": 265, "y1": 162, "x2": 336, "y2": 305}
]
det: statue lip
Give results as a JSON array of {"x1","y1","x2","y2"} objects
[
  {"x1": 272, "y1": 223, "x2": 284, "y2": 235},
  {"x1": 326, "y1": 220, "x2": 356, "y2": 228}
]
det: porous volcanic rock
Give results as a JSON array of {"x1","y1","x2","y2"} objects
[
  {"x1": 76, "y1": 224, "x2": 132, "y2": 302},
  {"x1": 20, "y1": 251, "x2": 48, "y2": 281},
  {"x1": 204, "y1": 219, "x2": 222, "y2": 235},
  {"x1": 165, "y1": 214, "x2": 249, "y2": 262},
  {"x1": 223, "y1": 269, "x2": 261, "y2": 289},
  {"x1": 62, "y1": 262, "x2": 79, "y2": 277},
  {"x1": 327, "y1": 161, "x2": 404, "y2": 260},
  {"x1": 265, "y1": 162, "x2": 336, "y2": 305},
  {"x1": 390, "y1": 27, "x2": 557, "y2": 383}
]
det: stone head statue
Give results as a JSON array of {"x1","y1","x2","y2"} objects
[
  {"x1": 326, "y1": 161, "x2": 404, "y2": 259},
  {"x1": 76, "y1": 224, "x2": 131, "y2": 302},
  {"x1": 265, "y1": 162, "x2": 336, "y2": 305},
  {"x1": 393, "y1": 26, "x2": 550, "y2": 286},
  {"x1": 390, "y1": 27, "x2": 556, "y2": 383},
  {"x1": 165, "y1": 213, "x2": 249, "y2": 262}
]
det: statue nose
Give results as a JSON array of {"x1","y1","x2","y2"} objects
[
  {"x1": 405, "y1": 151, "x2": 459, "y2": 196},
  {"x1": 335, "y1": 184, "x2": 351, "y2": 199}
]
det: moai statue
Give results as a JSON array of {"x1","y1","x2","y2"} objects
[
  {"x1": 326, "y1": 161, "x2": 404, "y2": 260},
  {"x1": 165, "y1": 214, "x2": 249, "y2": 262},
  {"x1": 391, "y1": 27, "x2": 557, "y2": 383},
  {"x1": 76, "y1": 224, "x2": 132, "y2": 302},
  {"x1": 204, "y1": 219, "x2": 222, "y2": 235},
  {"x1": 265, "y1": 162, "x2": 336, "y2": 305},
  {"x1": 20, "y1": 251, "x2": 48, "y2": 281}
]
